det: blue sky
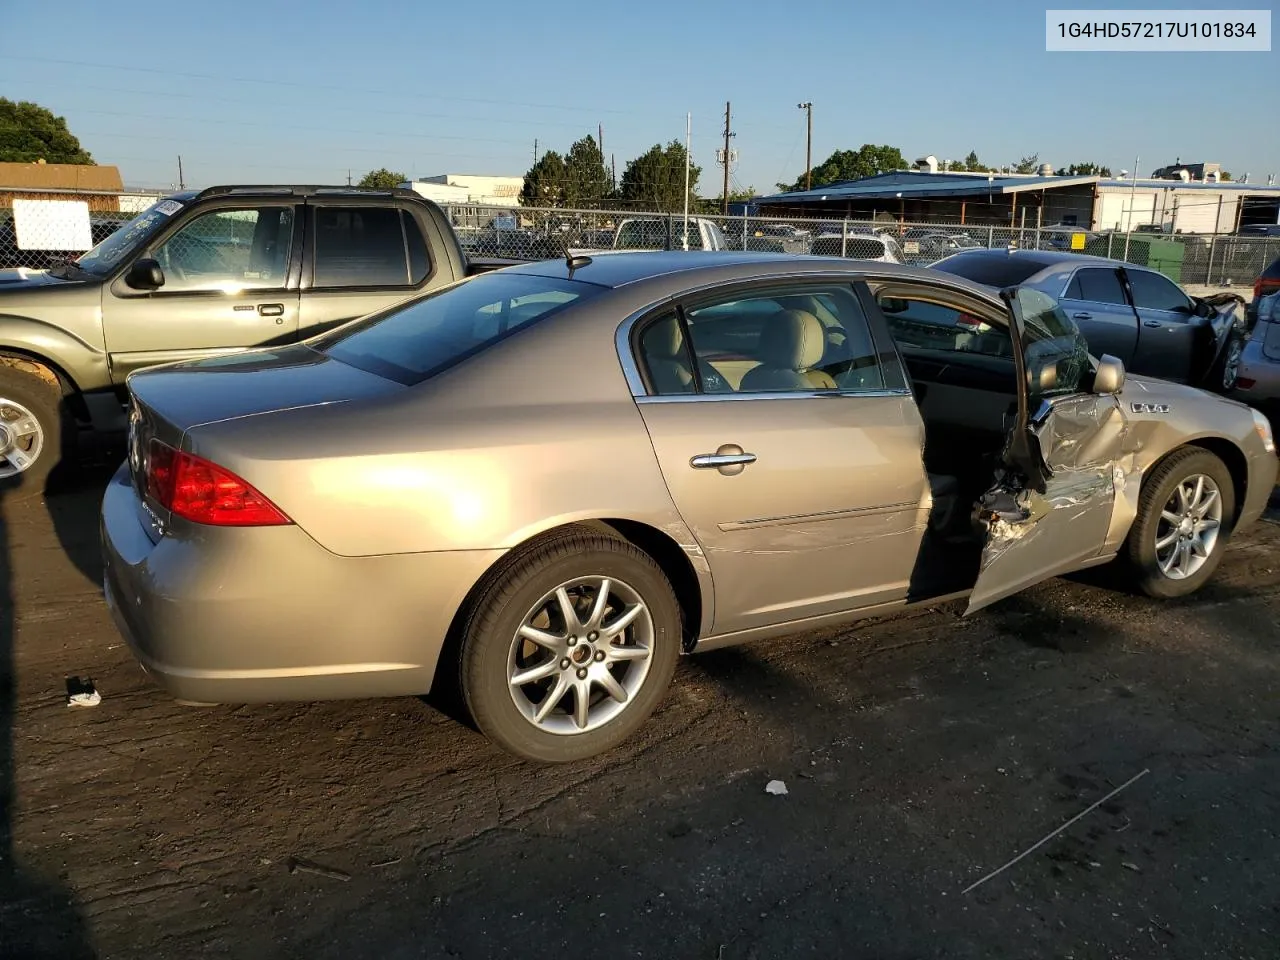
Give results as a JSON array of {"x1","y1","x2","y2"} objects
[{"x1": 2, "y1": 0, "x2": 1275, "y2": 193}]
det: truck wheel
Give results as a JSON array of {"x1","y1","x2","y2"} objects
[
  {"x1": 1123, "y1": 447, "x2": 1235, "y2": 599},
  {"x1": 458, "y1": 528, "x2": 681, "y2": 763},
  {"x1": 0, "y1": 364, "x2": 67, "y2": 502}
]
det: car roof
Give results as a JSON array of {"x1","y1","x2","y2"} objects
[
  {"x1": 945, "y1": 248, "x2": 1123, "y2": 270},
  {"x1": 497, "y1": 250, "x2": 1002, "y2": 299}
]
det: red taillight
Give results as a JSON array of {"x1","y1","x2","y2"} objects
[
  {"x1": 1258, "y1": 278, "x2": 1280, "y2": 298},
  {"x1": 145, "y1": 439, "x2": 291, "y2": 527}
]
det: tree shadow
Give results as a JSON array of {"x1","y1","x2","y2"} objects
[{"x1": 0, "y1": 483, "x2": 97, "y2": 957}]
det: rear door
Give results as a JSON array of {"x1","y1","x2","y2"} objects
[
  {"x1": 1058, "y1": 266, "x2": 1139, "y2": 365},
  {"x1": 1123, "y1": 267, "x2": 1199, "y2": 382},
  {"x1": 629, "y1": 280, "x2": 932, "y2": 636},
  {"x1": 296, "y1": 200, "x2": 443, "y2": 339},
  {"x1": 103, "y1": 201, "x2": 302, "y2": 382},
  {"x1": 967, "y1": 287, "x2": 1125, "y2": 613}
]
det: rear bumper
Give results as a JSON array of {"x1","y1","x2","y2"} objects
[
  {"x1": 1232, "y1": 337, "x2": 1280, "y2": 406},
  {"x1": 100, "y1": 463, "x2": 503, "y2": 704}
]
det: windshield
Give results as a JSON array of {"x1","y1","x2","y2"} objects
[
  {"x1": 316, "y1": 272, "x2": 604, "y2": 386},
  {"x1": 76, "y1": 198, "x2": 186, "y2": 275}
]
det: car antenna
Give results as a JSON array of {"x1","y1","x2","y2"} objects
[{"x1": 566, "y1": 250, "x2": 592, "y2": 277}]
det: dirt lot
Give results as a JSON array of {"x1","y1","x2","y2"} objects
[{"x1": 2, "y1": 476, "x2": 1278, "y2": 960}]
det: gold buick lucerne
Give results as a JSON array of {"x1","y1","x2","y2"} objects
[{"x1": 101, "y1": 251, "x2": 1278, "y2": 762}]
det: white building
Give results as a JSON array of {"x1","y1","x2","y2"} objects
[
  {"x1": 1092, "y1": 177, "x2": 1277, "y2": 234},
  {"x1": 401, "y1": 173, "x2": 523, "y2": 207}
]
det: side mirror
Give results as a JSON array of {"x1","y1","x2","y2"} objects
[
  {"x1": 125, "y1": 258, "x2": 165, "y2": 291},
  {"x1": 1093, "y1": 354, "x2": 1126, "y2": 395}
]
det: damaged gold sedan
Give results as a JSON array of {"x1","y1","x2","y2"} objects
[{"x1": 101, "y1": 252, "x2": 1278, "y2": 762}]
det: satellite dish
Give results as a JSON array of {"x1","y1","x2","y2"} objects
[{"x1": 1119, "y1": 170, "x2": 1129, "y2": 178}]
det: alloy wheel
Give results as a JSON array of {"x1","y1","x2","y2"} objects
[
  {"x1": 0, "y1": 397, "x2": 44, "y2": 479},
  {"x1": 507, "y1": 576, "x2": 654, "y2": 735},
  {"x1": 1154, "y1": 473, "x2": 1223, "y2": 580},
  {"x1": 1222, "y1": 339, "x2": 1243, "y2": 390}
]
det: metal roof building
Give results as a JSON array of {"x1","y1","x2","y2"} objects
[{"x1": 754, "y1": 171, "x2": 1280, "y2": 234}]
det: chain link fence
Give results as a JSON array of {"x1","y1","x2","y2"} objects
[
  {"x1": 0, "y1": 190, "x2": 166, "y2": 271},
  {"x1": 445, "y1": 204, "x2": 1280, "y2": 289},
  {"x1": 2, "y1": 192, "x2": 1277, "y2": 291}
]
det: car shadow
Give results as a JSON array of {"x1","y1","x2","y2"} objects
[{"x1": 0, "y1": 486, "x2": 96, "y2": 957}]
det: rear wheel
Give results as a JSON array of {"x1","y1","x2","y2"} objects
[
  {"x1": 1207, "y1": 335, "x2": 1244, "y2": 393},
  {"x1": 1123, "y1": 448, "x2": 1235, "y2": 598},
  {"x1": 0, "y1": 364, "x2": 67, "y2": 502},
  {"x1": 459, "y1": 529, "x2": 681, "y2": 763}
]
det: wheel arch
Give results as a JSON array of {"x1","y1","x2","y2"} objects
[
  {"x1": 0, "y1": 344, "x2": 90, "y2": 423},
  {"x1": 1183, "y1": 436, "x2": 1249, "y2": 526},
  {"x1": 429, "y1": 517, "x2": 712, "y2": 693}
]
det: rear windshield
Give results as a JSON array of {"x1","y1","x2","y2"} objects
[
  {"x1": 316, "y1": 272, "x2": 602, "y2": 385},
  {"x1": 932, "y1": 253, "x2": 1046, "y2": 288}
]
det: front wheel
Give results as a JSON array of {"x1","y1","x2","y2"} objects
[
  {"x1": 1123, "y1": 448, "x2": 1235, "y2": 598},
  {"x1": 1207, "y1": 335, "x2": 1244, "y2": 393},
  {"x1": 0, "y1": 364, "x2": 67, "y2": 502},
  {"x1": 459, "y1": 528, "x2": 681, "y2": 763}
]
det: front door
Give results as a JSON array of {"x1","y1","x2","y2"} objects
[
  {"x1": 1123, "y1": 267, "x2": 1199, "y2": 382},
  {"x1": 104, "y1": 202, "x2": 301, "y2": 381},
  {"x1": 968, "y1": 287, "x2": 1125, "y2": 612},
  {"x1": 630, "y1": 281, "x2": 932, "y2": 637}
]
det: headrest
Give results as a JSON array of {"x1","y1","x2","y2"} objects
[
  {"x1": 759, "y1": 309, "x2": 826, "y2": 371},
  {"x1": 646, "y1": 315, "x2": 685, "y2": 358}
]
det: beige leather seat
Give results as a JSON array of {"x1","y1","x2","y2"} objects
[
  {"x1": 641, "y1": 314, "x2": 696, "y2": 394},
  {"x1": 739, "y1": 309, "x2": 838, "y2": 392}
]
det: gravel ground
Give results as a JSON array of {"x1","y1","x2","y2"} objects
[{"x1": 2, "y1": 477, "x2": 1278, "y2": 960}]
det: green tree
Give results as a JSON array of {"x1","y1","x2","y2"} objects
[
  {"x1": 520, "y1": 150, "x2": 568, "y2": 207},
  {"x1": 1219, "y1": 170, "x2": 1233, "y2": 181},
  {"x1": 0, "y1": 98, "x2": 93, "y2": 164},
  {"x1": 357, "y1": 168, "x2": 406, "y2": 189},
  {"x1": 619, "y1": 140, "x2": 700, "y2": 212},
  {"x1": 954, "y1": 150, "x2": 984, "y2": 172},
  {"x1": 1055, "y1": 162, "x2": 1113, "y2": 177},
  {"x1": 777, "y1": 144, "x2": 906, "y2": 192},
  {"x1": 1014, "y1": 154, "x2": 1040, "y2": 174},
  {"x1": 562, "y1": 135, "x2": 610, "y2": 209}
]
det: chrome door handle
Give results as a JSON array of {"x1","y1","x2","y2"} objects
[
  {"x1": 258, "y1": 303, "x2": 285, "y2": 317},
  {"x1": 1072, "y1": 312, "x2": 1092, "y2": 320},
  {"x1": 1142, "y1": 319, "x2": 1161, "y2": 328},
  {"x1": 690, "y1": 443, "x2": 756, "y2": 476},
  {"x1": 691, "y1": 453, "x2": 757, "y2": 468}
]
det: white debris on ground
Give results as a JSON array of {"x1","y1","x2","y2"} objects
[
  {"x1": 65, "y1": 677, "x2": 101, "y2": 707},
  {"x1": 765, "y1": 779, "x2": 788, "y2": 796}
]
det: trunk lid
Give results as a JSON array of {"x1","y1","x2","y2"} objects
[{"x1": 125, "y1": 344, "x2": 403, "y2": 529}]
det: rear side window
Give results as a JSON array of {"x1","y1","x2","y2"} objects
[
  {"x1": 1066, "y1": 268, "x2": 1127, "y2": 305},
  {"x1": 313, "y1": 206, "x2": 430, "y2": 288},
  {"x1": 317, "y1": 272, "x2": 601, "y2": 385}
]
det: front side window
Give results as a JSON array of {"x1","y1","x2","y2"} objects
[
  {"x1": 151, "y1": 206, "x2": 294, "y2": 293},
  {"x1": 1127, "y1": 269, "x2": 1190, "y2": 312},
  {"x1": 637, "y1": 286, "x2": 885, "y2": 395},
  {"x1": 317, "y1": 272, "x2": 599, "y2": 386},
  {"x1": 313, "y1": 206, "x2": 423, "y2": 288},
  {"x1": 1012, "y1": 287, "x2": 1090, "y2": 402}
]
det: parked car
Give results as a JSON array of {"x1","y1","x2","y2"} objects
[
  {"x1": 0, "y1": 184, "x2": 512, "y2": 500},
  {"x1": 809, "y1": 232, "x2": 904, "y2": 263},
  {"x1": 608, "y1": 217, "x2": 727, "y2": 252},
  {"x1": 903, "y1": 231, "x2": 981, "y2": 264},
  {"x1": 1234, "y1": 288, "x2": 1280, "y2": 416},
  {"x1": 101, "y1": 251, "x2": 1277, "y2": 763},
  {"x1": 933, "y1": 249, "x2": 1247, "y2": 393},
  {"x1": 1247, "y1": 254, "x2": 1280, "y2": 326}
]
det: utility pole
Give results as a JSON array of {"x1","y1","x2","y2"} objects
[
  {"x1": 797, "y1": 102, "x2": 813, "y2": 190},
  {"x1": 177, "y1": 155, "x2": 185, "y2": 190},
  {"x1": 533, "y1": 139, "x2": 538, "y2": 166},
  {"x1": 346, "y1": 169, "x2": 351, "y2": 186},
  {"x1": 720, "y1": 101, "x2": 736, "y2": 214},
  {"x1": 598, "y1": 123, "x2": 603, "y2": 155}
]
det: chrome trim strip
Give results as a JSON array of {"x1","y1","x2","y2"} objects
[
  {"x1": 719, "y1": 500, "x2": 921, "y2": 532},
  {"x1": 635, "y1": 388, "x2": 913, "y2": 405}
]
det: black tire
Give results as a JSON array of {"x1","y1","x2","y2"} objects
[
  {"x1": 1206, "y1": 334, "x2": 1244, "y2": 394},
  {"x1": 458, "y1": 527, "x2": 681, "y2": 763},
  {"x1": 1123, "y1": 447, "x2": 1236, "y2": 599},
  {"x1": 0, "y1": 363, "x2": 67, "y2": 502}
]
